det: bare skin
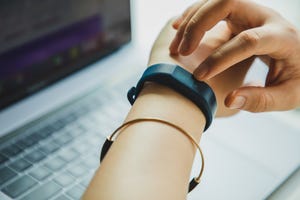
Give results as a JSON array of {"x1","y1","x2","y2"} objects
[
  {"x1": 82, "y1": 20, "x2": 253, "y2": 200},
  {"x1": 170, "y1": 0, "x2": 300, "y2": 113}
]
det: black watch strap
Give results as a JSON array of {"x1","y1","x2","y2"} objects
[{"x1": 127, "y1": 63, "x2": 217, "y2": 131}]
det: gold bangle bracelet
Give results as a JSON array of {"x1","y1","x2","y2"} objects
[{"x1": 99, "y1": 117, "x2": 204, "y2": 193}]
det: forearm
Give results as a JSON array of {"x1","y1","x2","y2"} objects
[{"x1": 82, "y1": 83, "x2": 206, "y2": 200}]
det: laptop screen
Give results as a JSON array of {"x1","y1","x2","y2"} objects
[{"x1": 0, "y1": 0, "x2": 131, "y2": 110}]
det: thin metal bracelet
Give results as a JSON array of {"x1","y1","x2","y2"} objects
[{"x1": 100, "y1": 117, "x2": 205, "y2": 192}]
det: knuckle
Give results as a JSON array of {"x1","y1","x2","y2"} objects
[
  {"x1": 286, "y1": 25, "x2": 298, "y2": 36},
  {"x1": 203, "y1": 56, "x2": 217, "y2": 70},
  {"x1": 285, "y1": 25, "x2": 300, "y2": 46},
  {"x1": 250, "y1": 91, "x2": 274, "y2": 113},
  {"x1": 205, "y1": 50, "x2": 224, "y2": 70},
  {"x1": 212, "y1": 50, "x2": 225, "y2": 63},
  {"x1": 218, "y1": 0, "x2": 235, "y2": 11},
  {"x1": 239, "y1": 31, "x2": 260, "y2": 50}
]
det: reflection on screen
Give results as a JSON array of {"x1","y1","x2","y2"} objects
[{"x1": 0, "y1": 0, "x2": 131, "y2": 110}]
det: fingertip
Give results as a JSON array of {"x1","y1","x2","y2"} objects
[
  {"x1": 227, "y1": 94, "x2": 246, "y2": 110},
  {"x1": 172, "y1": 23, "x2": 180, "y2": 30},
  {"x1": 172, "y1": 17, "x2": 182, "y2": 29},
  {"x1": 169, "y1": 42, "x2": 179, "y2": 55},
  {"x1": 224, "y1": 90, "x2": 238, "y2": 108},
  {"x1": 172, "y1": 20, "x2": 180, "y2": 30},
  {"x1": 178, "y1": 33, "x2": 204, "y2": 56},
  {"x1": 169, "y1": 49, "x2": 179, "y2": 56},
  {"x1": 169, "y1": 33, "x2": 182, "y2": 55},
  {"x1": 224, "y1": 93, "x2": 232, "y2": 108},
  {"x1": 179, "y1": 49, "x2": 193, "y2": 56},
  {"x1": 178, "y1": 39, "x2": 191, "y2": 56},
  {"x1": 193, "y1": 63, "x2": 210, "y2": 80}
]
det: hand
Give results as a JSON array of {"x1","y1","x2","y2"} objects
[
  {"x1": 149, "y1": 19, "x2": 254, "y2": 117},
  {"x1": 169, "y1": 0, "x2": 300, "y2": 112}
]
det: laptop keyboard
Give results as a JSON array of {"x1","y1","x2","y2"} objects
[{"x1": 0, "y1": 86, "x2": 130, "y2": 200}]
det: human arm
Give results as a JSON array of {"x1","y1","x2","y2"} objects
[
  {"x1": 170, "y1": 0, "x2": 300, "y2": 112},
  {"x1": 82, "y1": 19, "x2": 252, "y2": 200}
]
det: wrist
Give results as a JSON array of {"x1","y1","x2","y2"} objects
[{"x1": 125, "y1": 82, "x2": 206, "y2": 139}]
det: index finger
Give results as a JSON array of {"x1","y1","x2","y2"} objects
[{"x1": 178, "y1": 0, "x2": 234, "y2": 55}]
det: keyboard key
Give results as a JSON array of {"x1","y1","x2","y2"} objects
[
  {"x1": 58, "y1": 148, "x2": 79, "y2": 162},
  {"x1": 54, "y1": 195, "x2": 71, "y2": 200},
  {"x1": 86, "y1": 137, "x2": 100, "y2": 148},
  {"x1": 44, "y1": 156, "x2": 66, "y2": 171},
  {"x1": 67, "y1": 163, "x2": 87, "y2": 177},
  {"x1": 66, "y1": 185, "x2": 85, "y2": 200},
  {"x1": 73, "y1": 106, "x2": 89, "y2": 116},
  {"x1": 9, "y1": 158, "x2": 32, "y2": 172},
  {"x1": 51, "y1": 120, "x2": 65, "y2": 131},
  {"x1": 72, "y1": 142, "x2": 89, "y2": 154},
  {"x1": 0, "y1": 153, "x2": 9, "y2": 164},
  {"x1": 60, "y1": 114, "x2": 77, "y2": 124},
  {"x1": 39, "y1": 140, "x2": 60, "y2": 154},
  {"x1": 29, "y1": 166, "x2": 52, "y2": 181},
  {"x1": 79, "y1": 141, "x2": 98, "y2": 155},
  {"x1": 28, "y1": 133, "x2": 43, "y2": 144},
  {"x1": 81, "y1": 156, "x2": 99, "y2": 169},
  {"x1": 24, "y1": 150, "x2": 46, "y2": 163},
  {"x1": 21, "y1": 181, "x2": 61, "y2": 200},
  {"x1": 0, "y1": 167, "x2": 17, "y2": 184},
  {"x1": 2, "y1": 175, "x2": 37, "y2": 198},
  {"x1": 16, "y1": 137, "x2": 36, "y2": 148},
  {"x1": 39, "y1": 126, "x2": 55, "y2": 139},
  {"x1": 68, "y1": 125, "x2": 85, "y2": 138},
  {"x1": 53, "y1": 131, "x2": 73, "y2": 145},
  {"x1": 53, "y1": 172, "x2": 75, "y2": 187},
  {"x1": 1, "y1": 144, "x2": 22, "y2": 157}
]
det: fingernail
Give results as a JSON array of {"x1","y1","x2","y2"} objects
[
  {"x1": 169, "y1": 41, "x2": 179, "y2": 55},
  {"x1": 229, "y1": 96, "x2": 246, "y2": 109},
  {"x1": 194, "y1": 63, "x2": 209, "y2": 80},
  {"x1": 172, "y1": 17, "x2": 181, "y2": 26},
  {"x1": 179, "y1": 38, "x2": 189, "y2": 54},
  {"x1": 170, "y1": 37, "x2": 179, "y2": 55}
]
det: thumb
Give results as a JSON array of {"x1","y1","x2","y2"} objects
[{"x1": 225, "y1": 84, "x2": 296, "y2": 113}]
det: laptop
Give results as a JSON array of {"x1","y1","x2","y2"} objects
[{"x1": 0, "y1": 0, "x2": 145, "y2": 199}]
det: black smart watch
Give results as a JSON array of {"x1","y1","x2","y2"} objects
[{"x1": 127, "y1": 63, "x2": 217, "y2": 131}]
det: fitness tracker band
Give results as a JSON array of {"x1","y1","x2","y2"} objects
[{"x1": 127, "y1": 63, "x2": 217, "y2": 131}]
